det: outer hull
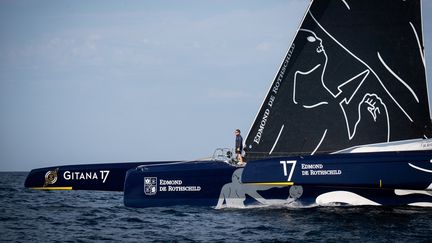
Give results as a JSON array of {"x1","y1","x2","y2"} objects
[
  {"x1": 24, "y1": 161, "x2": 177, "y2": 191},
  {"x1": 123, "y1": 151, "x2": 432, "y2": 208}
]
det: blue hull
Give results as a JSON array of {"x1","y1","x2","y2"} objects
[
  {"x1": 124, "y1": 161, "x2": 237, "y2": 207},
  {"x1": 25, "y1": 161, "x2": 177, "y2": 191},
  {"x1": 123, "y1": 151, "x2": 432, "y2": 208}
]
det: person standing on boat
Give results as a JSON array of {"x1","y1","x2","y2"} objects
[{"x1": 235, "y1": 129, "x2": 245, "y2": 165}]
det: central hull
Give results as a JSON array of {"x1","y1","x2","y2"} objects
[
  {"x1": 123, "y1": 151, "x2": 432, "y2": 208},
  {"x1": 124, "y1": 161, "x2": 236, "y2": 207}
]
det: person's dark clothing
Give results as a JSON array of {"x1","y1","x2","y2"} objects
[{"x1": 235, "y1": 135, "x2": 243, "y2": 154}]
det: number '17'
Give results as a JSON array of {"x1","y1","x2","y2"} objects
[{"x1": 280, "y1": 160, "x2": 297, "y2": 181}]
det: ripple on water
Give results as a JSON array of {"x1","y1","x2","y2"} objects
[
  {"x1": 161, "y1": 209, "x2": 189, "y2": 217},
  {"x1": 120, "y1": 216, "x2": 147, "y2": 223}
]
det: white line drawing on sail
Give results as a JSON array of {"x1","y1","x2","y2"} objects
[
  {"x1": 293, "y1": 64, "x2": 322, "y2": 105},
  {"x1": 340, "y1": 0, "x2": 350, "y2": 10},
  {"x1": 311, "y1": 129, "x2": 328, "y2": 155},
  {"x1": 296, "y1": 28, "x2": 365, "y2": 101},
  {"x1": 269, "y1": 125, "x2": 285, "y2": 155},
  {"x1": 309, "y1": 11, "x2": 415, "y2": 123},
  {"x1": 303, "y1": 102, "x2": 328, "y2": 109},
  {"x1": 297, "y1": 29, "x2": 334, "y2": 98},
  {"x1": 340, "y1": 93, "x2": 390, "y2": 141},
  {"x1": 338, "y1": 73, "x2": 388, "y2": 141},
  {"x1": 293, "y1": 28, "x2": 390, "y2": 145},
  {"x1": 377, "y1": 52, "x2": 419, "y2": 103},
  {"x1": 409, "y1": 21, "x2": 426, "y2": 68},
  {"x1": 335, "y1": 70, "x2": 370, "y2": 98}
]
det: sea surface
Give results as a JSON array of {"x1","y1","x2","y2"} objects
[{"x1": 1, "y1": 172, "x2": 431, "y2": 242}]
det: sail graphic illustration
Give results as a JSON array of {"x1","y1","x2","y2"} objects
[{"x1": 245, "y1": 0, "x2": 432, "y2": 160}]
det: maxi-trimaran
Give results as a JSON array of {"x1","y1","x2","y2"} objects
[{"x1": 25, "y1": 0, "x2": 432, "y2": 208}]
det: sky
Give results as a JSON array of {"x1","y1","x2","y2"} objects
[{"x1": 1, "y1": 0, "x2": 431, "y2": 171}]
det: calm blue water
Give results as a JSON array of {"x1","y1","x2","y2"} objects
[{"x1": 1, "y1": 172, "x2": 431, "y2": 242}]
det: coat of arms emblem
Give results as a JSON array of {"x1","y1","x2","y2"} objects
[{"x1": 144, "y1": 177, "x2": 157, "y2": 195}]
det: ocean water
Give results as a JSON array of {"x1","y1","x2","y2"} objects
[{"x1": 1, "y1": 172, "x2": 431, "y2": 242}]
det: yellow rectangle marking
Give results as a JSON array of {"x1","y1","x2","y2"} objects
[{"x1": 31, "y1": 187, "x2": 73, "y2": 190}]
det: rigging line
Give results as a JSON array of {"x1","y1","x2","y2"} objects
[
  {"x1": 377, "y1": 52, "x2": 419, "y2": 103},
  {"x1": 340, "y1": 0, "x2": 350, "y2": 10},
  {"x1": 409, "y1": 22, "x2": 426, "y2": 68},
  {"x1": 269, "y1": 125, "x2": 285, "y2": 155},
  {"x1": 309, "y1": 11, "x2": 414, "y2": 123},
  {"x1": 303, "y1": 102, "x2": 328, "y2": 109},
  {"x1": 311, "y1": 129, "x2": 328, "y2": 155}
]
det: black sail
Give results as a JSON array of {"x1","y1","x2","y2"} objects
[{"x1": 245, "y1": 0, "x2": 432, "y2": 160}]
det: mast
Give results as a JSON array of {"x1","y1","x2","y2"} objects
[{"x1": 245, "y1": 0, "x2": 432, "y2": 160}]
